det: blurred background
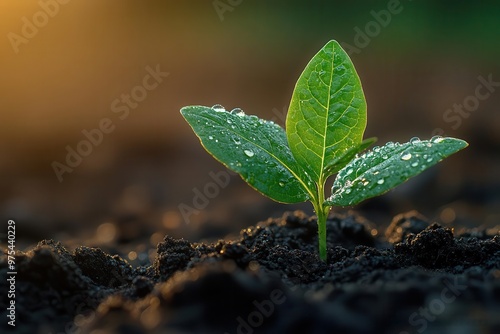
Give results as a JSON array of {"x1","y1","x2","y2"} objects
[{"x1": 1, "y1": 1, "x2": 499, "y2": 262}]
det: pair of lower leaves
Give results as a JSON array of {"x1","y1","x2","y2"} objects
[{"x1": 180, "y1": 40, "x2": 468, "y2": 261}]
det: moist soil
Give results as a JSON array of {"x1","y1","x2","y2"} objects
[{"x1": 1, "y1": 210, "x2": 499, "y2": 334}]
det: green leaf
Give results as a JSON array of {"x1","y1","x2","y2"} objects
[
  {"x1": 327, "y1": 137, "x2": 468, "y2": 206},
  {"x1": 286, "y1": 40, "x2": 367, "y2": 181},
  {"x1": 180, "y1": 105, "x2": 314, "y2": 204},
  {"x1": 324, "y1": 137, "x2": 377, "y2": 176}
]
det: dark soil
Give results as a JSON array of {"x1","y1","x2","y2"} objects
[{"x1": 1, "y1": 210, "x2": 499, "y2": 334}]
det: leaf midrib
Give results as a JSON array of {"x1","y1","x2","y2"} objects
[{"x1": 319, "y1": 43, "x2": 335, "y2": 181}]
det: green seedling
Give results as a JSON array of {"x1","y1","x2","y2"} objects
[{"x1": 180, "y1": 40, "x2": 468, "y2": 261}]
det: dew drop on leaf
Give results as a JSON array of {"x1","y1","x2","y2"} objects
[
  {"x1": 212, "y1": 104, "x2": 225, "y2": 112},
  {"x1": 244, "y1": 149, "x2": 254, "y2": 157},
  {"x1": 232, "y1": 137, "x2": 241, "y2": 145},
  {"x1": 345, "y1": 188, "x2": 352, "y2": 194},
  {"x1": 230, "y1": 108, "x2": 245, "y2": 117},
  {"x1": 377, "y1": 179, "x2": 385, "y2": 185},
  {"x1": 411, "y1": 161, "x2": 419, "y2": 167},
  {"x1": 431, "y1": 135, "x2": 444, "y2": 143},
  {"x1": 410, "y1": 137, "x2": 421, "y2": 144},
  {"x1": 401, "y1": 153, "x2": 412, "y2": 161},
  {"x1": 208, "y1": 136, "x2": 213, "y2": 140}
]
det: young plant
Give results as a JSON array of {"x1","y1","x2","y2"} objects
[{"x1": 180, "y1": 40, "x2": 468, "y2": 261}]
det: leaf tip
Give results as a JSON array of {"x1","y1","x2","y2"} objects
[
  {"x1": 180, "y1": 106, "x2": 191, "y2": 116},
  {"x1": 444, "y1": 137, "x2": 469, "y2": 151}
]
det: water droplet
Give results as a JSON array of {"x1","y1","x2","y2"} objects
[
  {"x1": 377, "y1": 179, "x2": 385, "y2": 185},
  {"x1": 410, "y1": 137, "x2": 421, "y2": 144},
  {"x1": 212, "y1": 104, "x2": 225, "y2": 112},
  {"x1": 373, "y1": 146, "x2": 380, "y2": 153},
  {"x1": 345, "y1": 168, "x2": 354, "y2": 176},
  {"x1": 363, "y1": 180, "x2": 369, "y2": 186},
  {"x1": 345, "y1": 188, "x2": 352, "y2": 194},
  {"x1": 411, "y1": 161, "x2": 419, "y2": 167},
  {"x1": 278, "y1": 181, "x2": 285, "y2": 187},
  {"x1": 208, "y1": 136, "x2": 213, "y2": 140},
  {"x1": 244, "y1": 149, "x2": 254, "y2": 157},
  {"x1": 431, "y1": 135, "x2": 444, "y2": 143},
  {"x1": 232, "y1": 137, "x2": 241, "y2": 145},
  {"x1": 426, "y1": 157, "x2": 433, "y2": 163},
  {"x1": 382, "y1": 155, "x2": 388, "y2": 160},
  {"x1": 401, "y1": 153, "x2": 412, "y2": 161},
  {"x1": 227, "y1": 119, "x2": 232, "y2": 124},
  {"x1": 230, "y1": 108, "x2": 245, "y2": 117}
]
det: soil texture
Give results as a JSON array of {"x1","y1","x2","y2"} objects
[{"x1": 1, "y1": 210, "x2": 499, "y2": 334}]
